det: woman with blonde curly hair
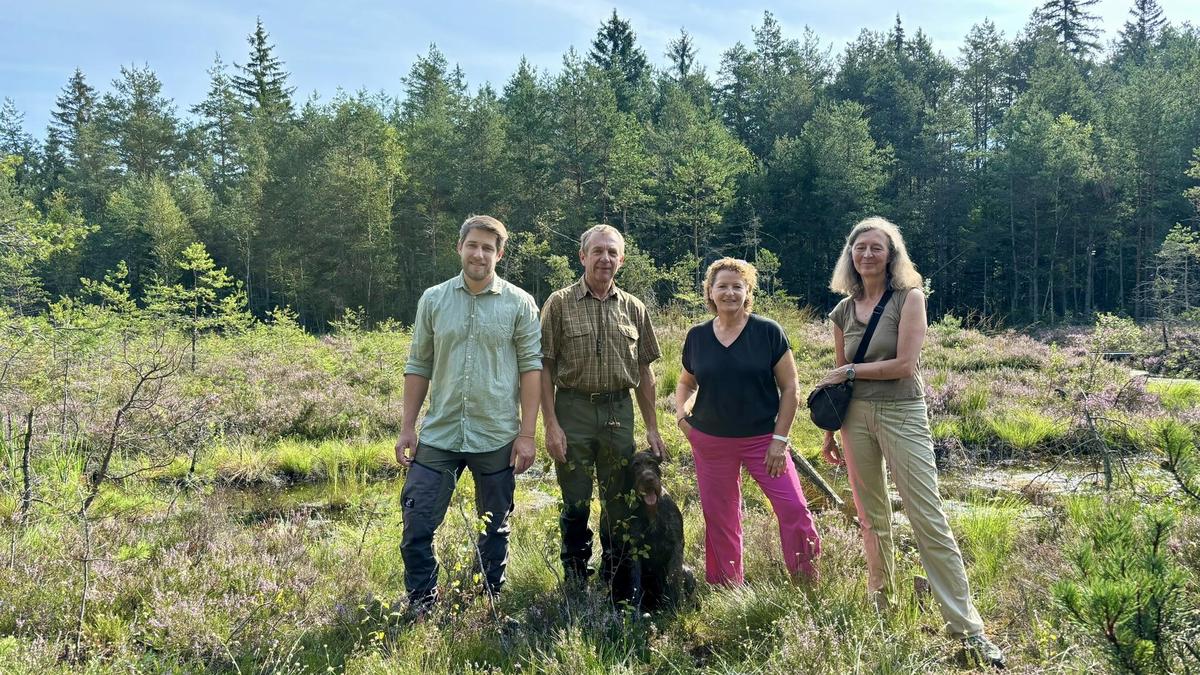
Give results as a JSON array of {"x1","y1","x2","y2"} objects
[
  {"x1": 818, "y1": 217, "x2": 1004, "y2": 668},
  {"x1": 674, "y1": 257, "x2": 821, "y2": 586}
]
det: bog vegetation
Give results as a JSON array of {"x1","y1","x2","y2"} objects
[
  {"x1": 1, "y1": 283, "x2": 1199, "y2": 672},
  {"x1": 3, "y1": 0, "x2": 1200, "y2": 672}
]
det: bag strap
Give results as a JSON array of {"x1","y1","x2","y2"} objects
[{"x1": 851, "y1": 289, "x2": 894, "y2": 364}]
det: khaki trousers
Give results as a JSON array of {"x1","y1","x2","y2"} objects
[{"x1": 841, "y1": 397, "x2": 984, "y2": 638}]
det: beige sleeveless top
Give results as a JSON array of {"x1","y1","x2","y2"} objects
[{"x1": 828, "y1": 287, "x2": 925, "y2": 401}]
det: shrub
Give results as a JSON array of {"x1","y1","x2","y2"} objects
[
  {"x1": 1091, "y1": 313, "x2": 1144, "y2": 353},
  {"x1": 1151, "y1": 420, "x2": 1200, "y2": 506},
  {"x1": 1053, "y1": 504, "x2": 1197, "y2": 673},
  {"x1": 1142, "y1": 331, "x2": 1200, "y2": 379}
]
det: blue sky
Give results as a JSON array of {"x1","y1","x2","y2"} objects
[{"x1": 4, "y1": 0, "x2": 1198, "y2": 137}]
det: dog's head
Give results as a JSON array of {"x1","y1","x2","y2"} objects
[{"x1": 630, "y1": 450, "x2": 663, "y2": 520}]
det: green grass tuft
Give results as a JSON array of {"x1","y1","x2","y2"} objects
[
  {"x1": 987, "y1": 407, "x2": 1067, "y2": 452},
  {"x1": 1148, "y1": 379, "x2": 1200, "y2": 412}
]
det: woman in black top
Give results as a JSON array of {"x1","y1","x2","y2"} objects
[{"x1": 674, "y1": 258, "x2": 821, "y2": 585}]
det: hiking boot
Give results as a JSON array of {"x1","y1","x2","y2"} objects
[
  {"x1": 962, "y1": 634, "x2": 1006, "y2": 669},
  {"x1": 405, "y1": 589, "x2": 438, "y2": 623}
]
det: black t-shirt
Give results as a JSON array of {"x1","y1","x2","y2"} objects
[{"x1": 682, "y1": 314, "x2": 790, "y2": 438}]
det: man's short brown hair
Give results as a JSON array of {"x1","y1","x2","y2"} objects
[{"x1": 459, "y1": 215, "x2": 508, "y2": 251}]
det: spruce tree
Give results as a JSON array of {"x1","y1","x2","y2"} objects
[
  {"x1": 1117, "y1": 0, "x2": 1167, "y2": 63},
  {"x1": 588, "y1": 10, "x2": 650, "y2": 115},
  {"x1": 665, "y1": 29, "x2": 712, "y2": 112},
  {"x1": 49, "y1": 69, "x2": 98, "y2": 159},
  {"x1": 1037, "y1": 0, "x2": 1101, "y2": 58},
  {"x1": 232, "y1": 18, "x2": 295, "y2": 122},
  {"x1": 0, "y1": 98, "x2": 36, "y2": 187}
]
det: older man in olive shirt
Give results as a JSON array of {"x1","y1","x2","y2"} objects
[
  {"x1": 396, "y1": 215, "x2": 542, "y2": 611},
  {"x1": 541, "y1": 224, "x2": 665, "y2": 605}
]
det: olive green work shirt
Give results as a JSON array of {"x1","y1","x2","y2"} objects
[{"x1": 540, "y1": 277, "x2": 660, "y2": 393}]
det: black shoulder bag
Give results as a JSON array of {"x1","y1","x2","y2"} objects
[{"x1": 807, "y1": 289, "x2": 893, "y2": 431}]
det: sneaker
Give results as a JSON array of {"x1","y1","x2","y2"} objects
[{"x1": 962, "y1": 634, "x2": 1006, "y2": 669}]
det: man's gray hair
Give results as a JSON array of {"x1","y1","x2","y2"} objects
[{"x1": 579, "y1": 224, "x2": 624, "y2": 253}]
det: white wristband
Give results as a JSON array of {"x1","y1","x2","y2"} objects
[{"x1": 771, "y1": 434, "x2": 790, "y2": 444}]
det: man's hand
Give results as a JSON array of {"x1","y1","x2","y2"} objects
[
  {"x1": 544, "y1": 420, "x2": 567, "y2": 464},
  {"x1": 395, "y1": 428, "x2": 418, "y2": 467},
  {"x1": 511, "y1": 435, "x2": 536, "y2": 475},
  {"x1": 766, "y1": 438, "x2": 788, "y2": 478},
  {"x1": 646, "y1": 429, "x2": 667, "y2": 460}
]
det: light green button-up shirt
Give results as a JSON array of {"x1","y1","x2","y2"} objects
[{"x1": 405, "y1": 272, "x2": 542, "y2": 453}]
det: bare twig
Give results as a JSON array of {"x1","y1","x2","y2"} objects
[
  {"x1": 72, "y1": 514, "x2": 92, "y2": 662},
  {"x1": 19, "y1": 408, "x2": 33, "y2": 523}
]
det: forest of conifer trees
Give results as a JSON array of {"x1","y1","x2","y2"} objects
[{"x1": 3, "y1": 0, "x2": 1199, "y2": 330}]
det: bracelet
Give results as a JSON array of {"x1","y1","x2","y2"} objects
[
  {"x1": 771, "y1": 434, "x2": 790, "y2": 444},
  {"x1": 518, "y1": 433, "x2": 535, "y2": 439}
]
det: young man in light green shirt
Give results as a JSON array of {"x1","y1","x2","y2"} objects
[{"x1": 395, "y1": 215, "x2": 542, "y2": 612}]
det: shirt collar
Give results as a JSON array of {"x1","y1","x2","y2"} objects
[
  {"x1": 572, "y1": 275, "x2": 620, "y2": 302},
  {"x1": 454, "y1": 272, "x2": 503, "y2": 295}
]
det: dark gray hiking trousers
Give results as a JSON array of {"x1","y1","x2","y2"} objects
[{"x1": 399, "y1": 442, "x2": 515, "y2": 605}]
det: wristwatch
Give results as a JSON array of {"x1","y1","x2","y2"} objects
[{"x1": 845, "y1": 364, "x2": 856, "y2": 382}]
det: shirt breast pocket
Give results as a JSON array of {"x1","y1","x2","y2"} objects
[
  {"x1": 617, "y1": 323, "x2": 639, "y2": 360},
  {"x1": 480, "y1": 319, "x2": 514, "y2": 346},
  {"x1": 565, "y1": 324, "x2": 592, "y2": 359}
]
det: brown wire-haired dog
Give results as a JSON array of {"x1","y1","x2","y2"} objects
[{"x1": 629, "y1": 451, "x2": 695, "y2": 611}]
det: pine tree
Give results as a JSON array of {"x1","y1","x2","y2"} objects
[
  {"x1": 395, "y1": 45, "x2": 465, "y2": 305},
  {"x1": 0, "y1": 156, "x2": 90, "y2": 313},
  {"x1": 501, "y1": 58, "x2": 558, "y2": 234},
  {"x1": 892, "y1": 14, "x2": 906, "y2": 55},
  {"x1": 666, "y1": 29, "x2": 696, "y2": 80},
  {"x1": 750, "y1": 11, "x2": 817, "y2": 155},
  {"x1": 101, "y1": 64, "x2": 180, "y2": 177},
  {"x1": 232, "y1": 18, "x2": 295, "y2": 122},
  {"x1": 455, "y1": 86, "x2": 507, "y2": 217},
  {"x1": 716, "y1": 42, "x2": 759, "y2": 153},
  {"x1": 664, "y1": 29, "x2": 713, "y2": 113},
  {"x1": 959, "y1": 20, "x2": 1013, "y2": 163},
  {"x1": 644, "y1": 87, "x2": 751, "y2": 264},
  {"x1": 191, "y1": 55, "x2": 248, "y2": 198},
  {"x1": 0, "y1": 98, "x2": 33, "y2": 158},
  {"x1": 145, "y1": 241, "x2": 250, "y2": 368},
  {"x1": 551, "y1": 49, "x2": 619, "y2": 229}
]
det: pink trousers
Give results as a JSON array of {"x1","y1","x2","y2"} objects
[{"x1": 688, "y1": 426, "x2": 821, "y2": 585}]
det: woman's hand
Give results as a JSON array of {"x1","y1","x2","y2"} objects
[
  {"x1": 816, "y1": 365, "x2": 850, "y2": 388},
  {"x1": 765, "y1": 438, "x2": 788, "y2": 478},
  {"x1": 821, "y1": 432, "x2": 843, "y2": 466},
  {"x1": 676, "y1": 416, "x2": 693, "y2": 437}
]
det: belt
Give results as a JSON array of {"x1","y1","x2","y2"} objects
[{"x1": 559, "y1": 388, "x2": 631, "y2": 404}]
